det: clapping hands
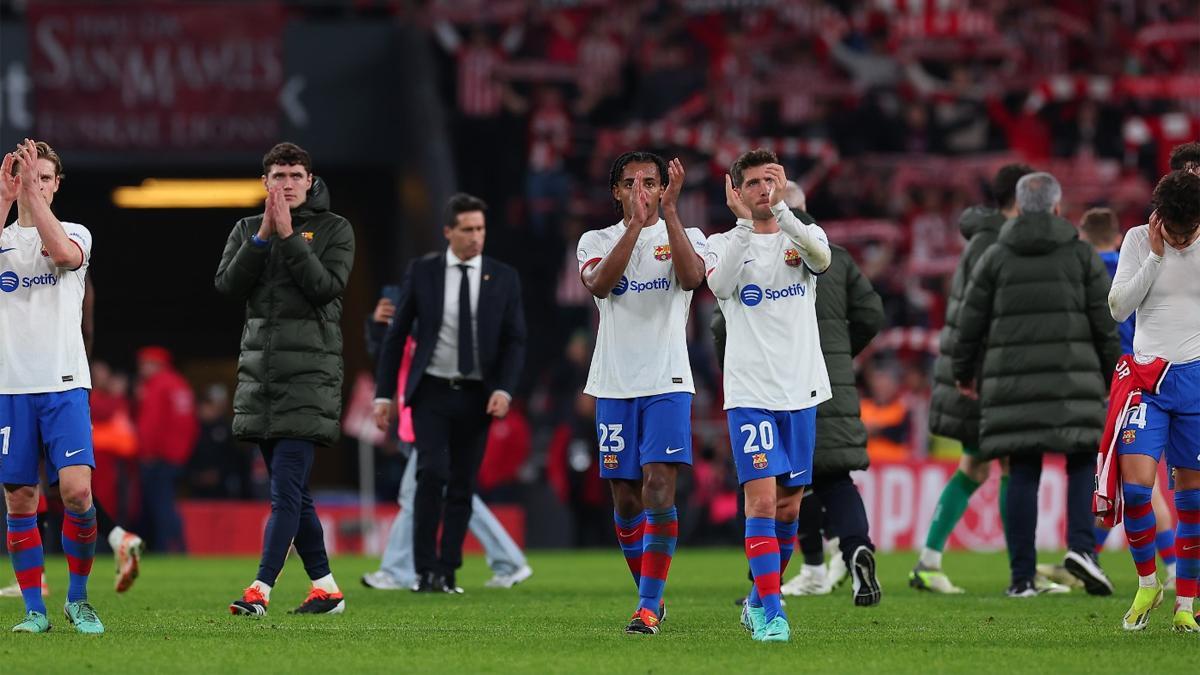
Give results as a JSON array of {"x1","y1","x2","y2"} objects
[{"x1": 260, "y1": 187, "x2": 295, "y2": 240}]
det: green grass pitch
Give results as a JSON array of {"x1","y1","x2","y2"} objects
[{"x1": 2, "y1": 550, "x2": 1191, "y2": 673}]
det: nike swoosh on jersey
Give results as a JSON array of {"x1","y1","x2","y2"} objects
[
  {"x1": 665, "y1": 447, "x2": 684, "y2": 455},
  {"x1": 742, "y1": 259, "x2": 755, "y2": 265},
  {"x1": 64, "y1": 448, "x2": 86, "y2": 458},
  {"x1": 0, "y1": 247, "x2": 15, "y2": 254},
  {"x1": 789, "y1": 470, "x2": 807, "y2": 479}
]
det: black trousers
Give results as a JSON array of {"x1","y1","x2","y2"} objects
[
  {"x1": 410, "y1": 376, "x2": 492, "y2": 576},
  {"x1": 1006, "y1": 451, "x2": 1095, "y2": 584},
  {"x1": 256, "y1": 439, "x2": 330, "y2": 586},
  {"x1": 797, "y1": 471, "x2": 875, "y2": 567}
]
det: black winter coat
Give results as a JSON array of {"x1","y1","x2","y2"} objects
[
  {"x1": 214, "y1": 178, "x2": 355, "y2": 447},
  {"x1": 953, "y1": 211, "x2": 1119, "y2": 459},
  {"x1": 927, "y1": 206, "x2": 1006, "y2": 448}
]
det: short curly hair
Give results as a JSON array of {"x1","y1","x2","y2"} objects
[
  {"x1": 262, "y1": 142, "x2": 312, "y2": 175},
  {"x1": 1169, "y1": 141, "x2": 1200, "y2": 172},
  {"x1": 1152, "y1": 170, "x2": 1200, "y2": 236},
  {"x1": 608, "y1": 151, "x2": 668, "y2": 214}
]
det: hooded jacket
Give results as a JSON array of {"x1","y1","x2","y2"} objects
[
  {"x1": 927, "y1": 206, "x2": 1006, "y2": 447},
  {"x1": 952, "y1": 211, "x2": 1119, "y2": 459},
  {"x1": 214, "y1": 177, "x2": 355, "y2": 447}
]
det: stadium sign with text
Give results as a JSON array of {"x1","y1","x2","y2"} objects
[{"x1": 26, "y1": 3, "x2": 284, "y2": 152}]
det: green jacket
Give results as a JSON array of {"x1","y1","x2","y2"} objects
[
  {"x1": 214, "y1": 177, "x2": 356, "y2": 447},
  {"x1": 927, "y1": 206, "x2": 1005, "y2": 448},
  {"x1": 952, "y1": 211, "x2": 1119, "y2": 460},
  {"x1": 712, "y1": 244, "x2": 884, "y2": 476}
]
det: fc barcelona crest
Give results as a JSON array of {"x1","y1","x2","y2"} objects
[
  {"x1": 1121, "y1": 429, "x2": 1136, "y2": 445},
  {"x1": 603, "y1": 454, "x2": 619, "y2": 470},
  {"x1": 784, "y1": 249, "x2": 801, "y2": 267},
  {"x1": 654, "y1": 245, "x2": 671, "y2": 261},
  {"x1": 752, "y1": 453, "x2": 768, "y2": 470}
]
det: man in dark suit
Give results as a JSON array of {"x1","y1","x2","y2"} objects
[{"x1": 372, "y1": 193, "x2": 526, "y2": 593}]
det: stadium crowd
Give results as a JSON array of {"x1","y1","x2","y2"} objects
[
  {"x1": 410, "y1": 0, "x2": 1200, "y2": 540},
  {"x1": 54, "y1": 0, "x2": 1199, "y2": 548}
]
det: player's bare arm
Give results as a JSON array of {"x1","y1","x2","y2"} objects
[
  {"x1": 14, "y1": 140, "x2": 81, "y2": 270},
  {"x1": 764, "y1": 163, "x2": 831, "y2": 273},
  {"x1": 0, "y1": 152, "x2": 19, "y2": 223},
  {"x1": 660, "y1": 158, "x2": 704, "y2": 291},
  {"x1": 582, "y1": 169, "x2": 651, "y2": 298}
]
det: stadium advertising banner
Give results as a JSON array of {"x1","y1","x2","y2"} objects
[
  {"x1": 854, "y1": 457, "x2": 1127, "y2": 552},
  {"x1": 172, "y1": 460, "x2": 1120, "y2": 555},
  {"x1": 26, "y1": 2, "x2": 284, "y2": 152}
]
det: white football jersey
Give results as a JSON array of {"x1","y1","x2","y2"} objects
[
  {"x1": 706, "y1": 225, "x2": 831, "y2": 411},
  {"x1": 577, "y1": 218, "x2": 707, "y2": 399},
  {"x1": 0, "y1": 221, "x2": 92, "y2": 394}
]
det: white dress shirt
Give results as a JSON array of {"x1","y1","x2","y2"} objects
[{"x1": 426, "y1": 249, "x2": 483, "y2": 380}]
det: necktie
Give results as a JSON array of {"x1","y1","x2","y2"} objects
[{"x1": 457, "y1": 263, "x2": 475, "y2": 376}]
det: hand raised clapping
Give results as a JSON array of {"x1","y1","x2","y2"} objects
[
  {"x1": 764, "y1": 163, "x2": 788, "y2": 209},
  {"x1": 0, "y1": 152, "x2": 20, "y2": 204},
  {"x1": 661, "y1": 158, "x2": 685, "y2": 212},
  {"x1": 724, "y1": 174, "x2": 752, "y2": 221}
]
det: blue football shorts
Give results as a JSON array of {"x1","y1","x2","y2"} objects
[
  {"x1": 1117, "y1": 359, "x2": 1200, "y2": 472},
  {"x1": 727, "y1": 406, "x2": 816, "y2": 487},
  {"x1": 0, "y1": 389, "x2": 95, "y2": 485},
  {"x1": 595, "y1": 393, "x2": 693, "y2": 480}
]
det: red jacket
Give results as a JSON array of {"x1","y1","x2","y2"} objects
[
  {"x1": 1093, "y1": 354, "x2": 1170, "y2": 527},
  {"x1": 137, "y1": 369, "x2": 199, "y2": 465}
]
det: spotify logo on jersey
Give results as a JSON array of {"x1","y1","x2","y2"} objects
[
  {"x1": 611, "y1": 276, "x2": 670, "y2": 296},
  {"x1": 741, "y1": 282, "x2": 806, "y2": 307},
  {"x1": 740, "y1": 284, "x2": 763, "y2": 306},
  {"x1": 0, "y1": 271, "x2": 18, "y2": 293}
]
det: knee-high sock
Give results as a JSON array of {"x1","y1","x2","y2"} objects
[
  {"x1": 749, "y1": 518, "x2": 800, "y2": 607},
  {"x1": 62, "y1": 506, "x2": 98, "y2": 603},
  {"x1": 777, "y1": 519, "x2": 799, "y2": 578},
  {"x1": 638, "y1": 507, "x2": 677, "y2": 614},
  {"x1": 613, "y1": 510, "x2": 645, "y2": 589},
  {"x1": 1123, "y1": 483, "x2": 1157, "y2": 577},
  {"x1": 7, "y1": 513, "x2": 46, "y2": 615},
  {"x1": 924, "y1": 470, "x2": 980, "y2": 553},
  {"x1": 745, "y1": 517, "x2": 782, "y2": 623},
  {"x1": 1174, "y1": 489, "x2": 1200, "y2": 603},
  {"x1": 1155, "y1": 529, "x2": 1177, "y2": 568}
]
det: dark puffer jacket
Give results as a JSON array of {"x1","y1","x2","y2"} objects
[
  {"x1": 712, "y1": 243, "x2": 883, "y2": 476},
  {"x1": 952, "y1": 211, "x2": 1119, "y2": 460},
  {"x1": 927, "y1": 206, "x2": 1006, "y2": 448},
  {"x1": 214, "y1": 177, "x2": 355, "y2": 447}
]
